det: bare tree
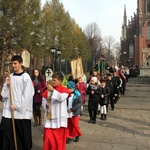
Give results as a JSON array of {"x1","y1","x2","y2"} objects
[
  {"x1": 84, "y1": 22, "x2": 102, "y2": 68},
  {"x1": 113, "y1": 42, "x2": 121, "y2": 59},
  {"x1": 103, "y1": 35, "x2": 115, "y2": 65},
  {"x1": 113, "y1": 42, "x2": 121, "y2": 67}
]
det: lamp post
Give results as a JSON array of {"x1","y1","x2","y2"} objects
[
  {"x1": 51, "y1": 47, "x2": 56, "y2": 72},
  {"x1": 51, "y1": 47, "x2": 62, "y2": 72},
  {"x1": 56, "y1": 49, "x2": 62, "y2": 72},
  {"x1": 123, "y1": 51, "x2": 127, "y2": 66},
  {"x1": 101, "y1": 55, "x2": 106, "y2": 78}
]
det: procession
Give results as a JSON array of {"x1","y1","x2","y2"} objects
[{"x1": 0, "y1": 53, "x2": 130, "y2": 150}]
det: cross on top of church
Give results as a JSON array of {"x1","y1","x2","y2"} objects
[{"x1": 47, "y1": 69, "x2": 51, "y2": 76}]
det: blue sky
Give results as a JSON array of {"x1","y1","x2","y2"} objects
[{"x1": 41, "y1": 0, "x2": 137, "y2": 42}]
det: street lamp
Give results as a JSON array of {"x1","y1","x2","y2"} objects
[
  {"x1": 51, "y1": 47, "x2": 56, "y2": 72},
  {"x1": 50, "y1": 47, "x2": 62, "y2": 72},
  {"x1": 123, "y1": 51, "x2": 127, "y2": 66},
  {"x1": 56, "y1": 49, "x2": 62, "y2": 72}
]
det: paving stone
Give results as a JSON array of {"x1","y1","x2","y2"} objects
[{"x1": 0, "y1": 77, "x2": 150, "y2": 150}]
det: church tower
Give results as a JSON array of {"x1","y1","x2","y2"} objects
[{"x1": 121, "y1": 5, "x2": 127, "y2": 41}]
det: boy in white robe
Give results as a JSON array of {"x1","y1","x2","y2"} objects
[
  {"x1": 0, "y1": 55, "x2": 34, "y2": 150},
  {"x1": 42, "y1": 72, "x2": 70, "y2": 150}
]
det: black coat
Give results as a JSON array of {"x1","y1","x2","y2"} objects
[
  {"x1": 112, "y1": 76, "x2": 121, "y2": 95},
  {"x1": 86, "y1": 84, "x2": 100, "y2": 110},
  {"x1": 106, "y1": 79, "x2": 115, "y2": 97},
  {"x1": 99, "y1": 86, "x2": 110, "y2": 106}
]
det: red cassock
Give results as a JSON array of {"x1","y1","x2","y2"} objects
[
  {"x1": 67, "y1": 116, "x2": 82, "y2": 138},
  {"x1": 42, "y1": 85, "x2": 70, "y2": 150},
  {"x1": 43, "y1": 128, "x2": 67, "y2": 150}
]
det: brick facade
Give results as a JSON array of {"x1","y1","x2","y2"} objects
[{"x1": 120, "y1": 0, "x2": 150, "y2": 67}]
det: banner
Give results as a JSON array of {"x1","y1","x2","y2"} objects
[{"x1": 70, "y1": 57, "x2": 84, "y2": 80}]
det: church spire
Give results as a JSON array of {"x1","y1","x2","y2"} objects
[
  {"x1": 121, "y1": 4, "x2": 127, "y2": 41},
  {"x1": 124, "y1": 5, "x2": 127, "y2": 26}
]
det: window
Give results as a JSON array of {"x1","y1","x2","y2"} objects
[
  {"x1": 147, "y1": 22, "x2": 150, "y2": 39},
  {"x1": 129, "y1": 43, "x2": 134, "y2": 58}
]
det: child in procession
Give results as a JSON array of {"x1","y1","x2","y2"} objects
[
  {"x1": 42, "y1": 72, "x2": 70, "y2": 150},
  {"x1": 66, "y1": 81, "x2": 82, "y2": 144},
  {"x1": 99, "y1": 79, "x2": 110, "y2": 120}
]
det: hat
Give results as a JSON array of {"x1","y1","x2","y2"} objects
[
  {"x1": 91, "y1": 77, "x2": 97, "y2": 83},
  {"x1": 100, "y1": 79, "x2": 106, "y2": 83},
  {"x1": 67, "y1": 81, "x2": 75, "y2": 90}
]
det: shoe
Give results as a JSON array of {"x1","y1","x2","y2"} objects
[
  {"x1": 33, "y1": 123, "x2": 38, "y2": 127},
  {"x1": 66, "y1": 138, "x2": 73, "y2": 144},
  {"x1": 100, "y1": 114, "x2": 104, "y2": 120},
  {"x1": 74, "y1": 136, "x2": 79, "y2": 142},
  {"x1": 88, "y1": 119, "x2": 92, "y2": 123},
  {"x1": 92, "y1": 120, "x2": 96, "y2": 124},
  {"x1": 111, "y1": 108, "x2": 114, "y2": 111},
  {"x1": 103, "y1": 114, "x2": 107, "y2": 120}
]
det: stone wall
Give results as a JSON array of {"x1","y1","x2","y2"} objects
[{"x1": 140, "y1": 67, "x2": 150, "y2": 76}]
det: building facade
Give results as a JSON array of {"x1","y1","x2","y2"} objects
[{"x1": 120, "y1": 0, "x2": 150, "y2": 67}]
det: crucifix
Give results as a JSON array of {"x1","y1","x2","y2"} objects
[{"x1": 47, "y1": 69, "x2": 51, "y2": 76}]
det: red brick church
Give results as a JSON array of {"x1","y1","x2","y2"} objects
[{"x1": 120, "y1": 0, "x2": 150, "y2": 67}]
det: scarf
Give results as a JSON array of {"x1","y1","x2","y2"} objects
[{"x1": 73, "y1": 90, "x2": 81, "y2": 102}]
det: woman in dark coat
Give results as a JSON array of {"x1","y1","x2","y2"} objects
[
  {"x1": 86, "y1": 77, "x2": 100, "y2": 124},
  {"x1": 31, "y1": 69, "x2": 46, "y2": 126}
]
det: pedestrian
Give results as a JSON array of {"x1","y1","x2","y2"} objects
[
  {"x1": 66, "y1": 81, "x2": 82, "y2": 144},
  {"x1": 86, "y1": 76, "x2": 100, "y2": 124},
  {"x1": 31, "y1": 69, "x2": 46, "y2": 127},
  {"x1": 42, "y1": 72, "x2": 70, "y2": 150},
  {"x1": 119, "y1": 68, "x2": 127, "y2": 95},
  {"x1": 112, "y1": 70, "x2": 121, "y2": 103},
  {"x1": 99, "y1": 79, "x2": 110, "y2": 120},
  {"x1": 0, "y1": 55, "x2": 34, "y2": 150},
  {"x1": 75, "y1": 77, "x2": 87, "y2": 115},
  {"x1": 106, "y1": 73, "x2": 115, "y2": 111},
  {"x1": 87, "y1": 69, "x2": 98, "y2": 84}
]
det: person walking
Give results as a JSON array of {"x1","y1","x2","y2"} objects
[
  {"x1": 119, "y1": 68, "x2": 128, "y2": 95},
  {"x1": 99, "y1": 79, "x2": 110, "y2": 120},
  {"x1": 75, "y1": 77, "x2": 87, "y2": 115},
  {"x1": 66, "y1": 81, "x2": 82, "y2": 144},
  {"x1": 42, "y1": 72, "x2": 70, "y2": 150},
  {"x1": 31, "y1": 69, "x2": 46, "y2": 127},
  {"x1": 106, "y1": 73, "x2": 115, "y2": 111},
  {"x1": 112, "y1": 70, "x2": 121, "y2": 103},
  {"x1": 0, "y1": 55, "x2": 34, "y2": 150},
  {"x1": 86, "y1": 77, "x2": 100, "y2": 124}
]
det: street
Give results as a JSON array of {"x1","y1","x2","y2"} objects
[{"x1": 0, "y1": 77, "x2": 150, "y2": 150}]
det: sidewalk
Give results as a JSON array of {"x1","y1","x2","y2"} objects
[{"x1": 0, "y1": 77, "x2": 150, "y2": 150}]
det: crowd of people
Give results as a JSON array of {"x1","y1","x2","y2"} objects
[
  {"x1": 0, "y1": 55, "x2": 129, "y2": 150},
  {"x1": 85, "y1": 67, "x2": 128, "y2": 124}
]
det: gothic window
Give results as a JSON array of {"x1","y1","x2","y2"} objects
[
  {"x1": 129, "y1": 43, "x2": 134, "y2": 58},
  {"x1": 148, "y1": 22, "x2": 150, "y2": 39},
  {"x1": 148, "y1": 0, "x2": 150, "y2": 12}
]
